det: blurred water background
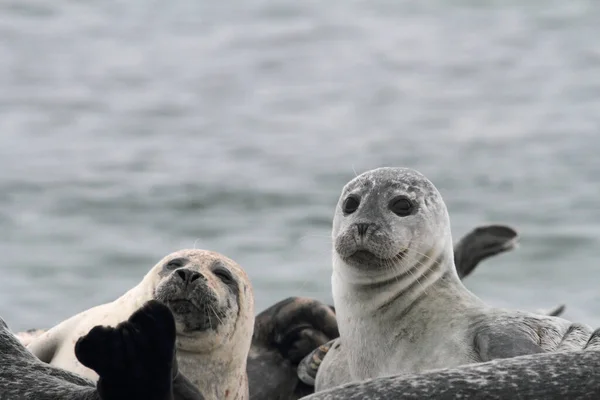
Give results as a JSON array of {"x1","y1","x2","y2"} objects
[{"x1": 1, "y1": 0, "x2": 600, "y2": 331}]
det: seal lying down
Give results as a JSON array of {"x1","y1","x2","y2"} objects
[{"x1": 302, "y1": 330, "x2": 600, "y2": 400}]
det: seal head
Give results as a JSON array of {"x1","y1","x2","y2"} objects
[
  {"x1": 153, "y1": 251, "x2": 247, "y2": 353},
  {"x1": 333, "y1": 167, "x2": 453, "y2": 282}
]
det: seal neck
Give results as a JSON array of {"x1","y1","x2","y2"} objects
[{"x1": 332, "y1": 240, "x2": 471, "y2": 319}]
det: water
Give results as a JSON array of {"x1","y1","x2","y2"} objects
[{"x1": 1, "y1": 0, "x2": 600, "y2": 332}]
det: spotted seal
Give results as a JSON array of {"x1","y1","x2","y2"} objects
[{"x1": 309, "y1": 167, "x2": 593, "y2": 391}]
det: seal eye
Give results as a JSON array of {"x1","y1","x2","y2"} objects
[
  {"x1": 389, "y1": 197, "x2": 414, "y2": 217},
  {"x1": 213, "y1": 267, "x2": 234, "y2": 285},
  {"x1": 165, "y1": 258, "x2": 186, "y2": 270},
  {"x1": 342, "y1": 195, "x2": 360, "y2": 215}
]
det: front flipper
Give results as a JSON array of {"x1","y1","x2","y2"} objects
[
  {"x1": 74, "y1": 300, "x2": 184, "y2": 400},
  {"x1": 249, "y1": 297, "x2": 339, "y2": 399},
  {"x1": 297, "y1": 339, "x2": 336, "y2": 386},
  {"x1": 475, "y1": 326, "x2": 545, "y2": 362},
  {"x1": 253, "y1": 296, "x2": 339, "y2": 364}
]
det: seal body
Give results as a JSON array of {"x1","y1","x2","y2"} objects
[
  {"x1": 315, "y1": 167, "x2": 593, "y2": 391},
  {"x1": 26, "y1": 249, "x2": 254, "y2": 400},
  {"x1": 303, "y1": 338, "x2": 600, "y2": 400}
]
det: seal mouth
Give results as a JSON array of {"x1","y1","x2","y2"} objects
[
  {"x1": 163, "y1": 298, "x2": 225, "y2": 332},
  {"x1": 165, "y1": 299, "x2": 200, "y2": 315},
  {"x1": 343, "y1": 249, "x2": 408, "y2": 267}
]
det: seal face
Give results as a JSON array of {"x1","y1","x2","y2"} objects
[
  {"x1": 154, "y1": 256, "x2": 240, "y2": 339},
  {"x1": 332, "y1": 167, "x2": 451, "y2": 278}
]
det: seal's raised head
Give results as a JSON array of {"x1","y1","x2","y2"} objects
[
  {"x1": 333, "y1": 167, "x2": 451, "y2": 275},
  {"x1": 145, "y1": 249, "x2": 254, "y2": 353}
]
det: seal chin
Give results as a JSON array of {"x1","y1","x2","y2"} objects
[{"x1": 341, "y1": 249, "x2": 408, "y2": 269}]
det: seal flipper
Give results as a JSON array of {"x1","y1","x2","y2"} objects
[
  {"x1": 555, "y1": 323, "x2": 591, "y2": 352},
  {"x1": 75, "y1": 300, "x2": 180, "y2": 400},
  {"x1": 453, "y1": 225, "x2": 519, "y2": 279},
  {"x1": 297, "y1": 339, "x2": 336, "y2": 386},
  {"x1": 474, "y1": 327, "x2": 545, "y2": 362},
  {"x1": 249, "y1": 297, "x2": 339, "y2": 399}
]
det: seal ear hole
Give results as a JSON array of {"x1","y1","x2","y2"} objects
[
  {"x1": 389, "y1": 196, "x2": 414, "y2": 217},
  {"x1": 213, "y1": 267, "x2": 234, "y2": 285},
  {"x1": 342, "y1": 195, "x2": 360, "y2": 215}
]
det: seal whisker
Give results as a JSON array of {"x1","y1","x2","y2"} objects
[{"x1": 209, "y1": 303, "x2": 224, "y2": 326}]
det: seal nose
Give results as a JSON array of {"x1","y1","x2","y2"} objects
[
  {"x1": 356, "y1": 223, "x2": 370, "y2": 237},
  {"x1": 175, "y1": 269, "x2": 204, "y2": 284}
]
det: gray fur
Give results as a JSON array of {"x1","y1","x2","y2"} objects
[
  {"x1": 303, "y1": 340, "x2": 600, "y2": 400},
  {"x1": 316, "y1": 167, "x2": 594, "y2": 391},
  {"x1": 0, "y1": 315, "x2": 99, "y2": 400}
]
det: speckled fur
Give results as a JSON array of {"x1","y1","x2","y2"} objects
[
  {"x1": 25, "y1": 249, "x2": 255, "y2": 400},
  {"x1": 303, "y1": 342, "x2": 600, "y2": 400},
  {"x1": 317, "y1": 167, "x2": 595, "y2": 392},
  {"x1": 0, "y1": 316, "x2": 98, "y2": 400}
]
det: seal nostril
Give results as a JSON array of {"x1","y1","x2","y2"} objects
[
  {"x1": 176, "y1": 269, "x2": 187, "y2": 281},
  {"x1": 189, "y1": 272, "x2": 202, "y2": 282},
  {"x1": 356, "y1": 223, "x2": 370, "y2": 237}
]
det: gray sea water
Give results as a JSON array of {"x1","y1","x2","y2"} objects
[{"x1": 1, "y1": 0, "x2": 600, "y2": 332}]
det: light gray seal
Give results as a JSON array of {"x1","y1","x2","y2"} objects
[
  {"x1": 302, "y1": 330, "x2": 600, "y2": 400},
  {"x1": 310, "y1": 167, "x2": 594, "y2": 391},
  {"x1": 0, "y1": 300, "x2": 204, "y2": 400},
  {"x1": 25, "y1": 249, "x2": 254, "y2": 400}
]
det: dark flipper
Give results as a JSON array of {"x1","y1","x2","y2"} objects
[
  {"x1": 454, "y1": 225, "x2": 519, "y2": 279},
  {"x1": 249, "y1": 297, "x2": 339, "y2": 400},
  {"x1": 297, "y1": 339, "x2": 337, "y2": 386},
  {"x1": 252, "y1": 296, "x2": 339, "y2": 363},
  {"x1": 75, "y1": 300, "x2": 203, "y2": 400}
]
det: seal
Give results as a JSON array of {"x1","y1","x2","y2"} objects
[
  {"x1": 0, "y1": 299, "x2": 205, "y2": 400},
  {"x1": 302, "y1": 330, "x2": 600, "y2": 400},
  {"x1": 25, "y1": 249, "x2": 253, "y2": 400},
  {"x1": 311, "y1": 167, "x2": 594, "y2": 391},
  {"x1": 297, "y1": 223, "x2": 563, "y2": 388}
]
